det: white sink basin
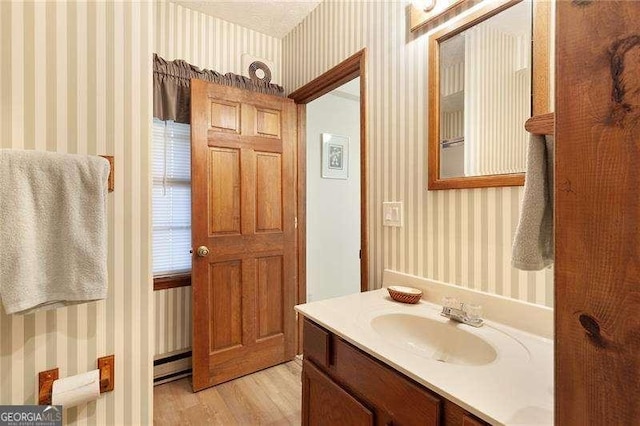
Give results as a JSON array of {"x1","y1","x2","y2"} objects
[{"x1": 370, "y1": 313, "x2": 498, "y2": 366}]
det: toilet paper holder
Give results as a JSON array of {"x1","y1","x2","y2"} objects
[{"x1": 38, "y1": 355, "x2": 115, "y2": 405}]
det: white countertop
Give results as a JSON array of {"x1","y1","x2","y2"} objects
[{"x1": 295, "y1": 289, "x2": 554, "y2": 426}]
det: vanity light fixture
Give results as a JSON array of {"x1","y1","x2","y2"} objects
[
  {"x1": 414, "y1": 0, "x2": 437, "y2": 12},
  {"x1": 410, "y1": 0, "x2": 468, "y2": 33}
]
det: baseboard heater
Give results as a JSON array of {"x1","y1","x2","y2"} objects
[{"x1": 153, "y1": 350, "x2": 192, "y2": 386}]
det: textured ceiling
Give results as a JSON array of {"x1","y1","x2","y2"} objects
[{"x1": 174, "y1": 0, "x2": 322, "y2": 39}]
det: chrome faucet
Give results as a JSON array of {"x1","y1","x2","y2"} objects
[{"x1": 440, "y1": 298, "x2": 483, "y2": 327}]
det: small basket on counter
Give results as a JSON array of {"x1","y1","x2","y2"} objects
[{"x1": 387, "y1": 286, "x2": 423, "y2": 304}]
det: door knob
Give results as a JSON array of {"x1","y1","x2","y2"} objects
[{"x1": 196, "y1": 246, "x2": 210, "y2": 257}]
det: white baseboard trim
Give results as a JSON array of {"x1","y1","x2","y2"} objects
[{"x1": 154, "y1": 349, "x2": 192, "y2": 386}]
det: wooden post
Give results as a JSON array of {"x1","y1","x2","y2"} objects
[{"x1": 556, "y1": 1, "x2": 640, "y2": 423}]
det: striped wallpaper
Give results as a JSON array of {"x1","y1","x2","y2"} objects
[
  {"x1": 0, "y1": 1, "x2": 153, "y2": 425},
  {"x1": 464, "y1": 24, "x2": 530, "y2": 176},
  {"x1": 440, "y1": 62, "x2": 464, "y2": 142},
  {"x1": 441, "y1": 62, "x2": 464, "y2": 97},
  {"x1": 441, "y1": 111, "x2": 463, "y2": 140},
  {"x1": 152, "y1": 1, "x2": 283, "y2": 358},
  {"x1": 154, "y1": 0, "x2": 282, "y2": 84},
  {"x1": 283, "y1": 0, "x2": 553, "y2": 307},
  {"x1": 0, "y1": 0, "x2": 553, "y2": 423},
  {"x1": 154, "y1": 286, "x2": 191, "y2": 357}
]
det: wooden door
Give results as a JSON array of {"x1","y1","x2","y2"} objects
[
  {"x1": 555, "y1": 2, "x2": 640, "y2": 423},
  {"x1": 190, "y1": 79, "x2": 297, "y2": 391}
]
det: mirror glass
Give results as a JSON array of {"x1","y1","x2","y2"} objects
[{"x1": 438, "y1": 1, "x2": 532, "y2": 180}]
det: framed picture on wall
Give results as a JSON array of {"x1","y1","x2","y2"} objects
[{"x1": 321, "y1": 133, "x2": 349, "y2": 179}]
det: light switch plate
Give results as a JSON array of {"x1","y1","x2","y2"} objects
[{"x1": 382, "y1": 202, "x2": 403, "y2": 227}]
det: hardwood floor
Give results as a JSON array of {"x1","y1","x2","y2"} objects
[{"x1": 154, "y1": 359, "x2": 302, "y2": 425}]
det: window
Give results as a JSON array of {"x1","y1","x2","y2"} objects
[{"x1": 152, "y1": 118, "x2": 192, "y2": 279}]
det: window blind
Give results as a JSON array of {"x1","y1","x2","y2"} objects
[{"x1": 152, "y1": 118, "x2": 192, "y2": 276}]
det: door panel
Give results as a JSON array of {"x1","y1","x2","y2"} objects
[
  {"x1": 208, "y1": 148, "x2": 241, "y2": 235},
  {"x1": 255, "y1": 108, "x2": 281, "y2": 138},
  {"x1": 191, "y1": 80, "x2": 297, "y2": 391},
  {"x1": 209, "y1": 100, "x2": 241, "y2": 133},
  {"x1": 255, "y1": 152, "x2": 283, "y2": 233},
  {"x1": 257, "y1": 255, "x2": 284, "y2": 339},
  {"x1": 208, "y1": 260, "x2": 243, "y2": 353}
]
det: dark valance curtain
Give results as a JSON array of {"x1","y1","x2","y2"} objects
[{"x1": 153, "y1": 53, "x2": 285, "y2": 124}]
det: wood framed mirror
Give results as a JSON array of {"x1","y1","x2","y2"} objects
[{"x1": 427, "y1": 0, "x2": 550, "y2": 190}]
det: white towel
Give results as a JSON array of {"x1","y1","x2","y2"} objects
[
  {"x1": 0, "y1": 150, "x2": 110, "y2": 315},
  {"x1": 512, "y1": 134, "x2": 554, "y2": 271}
]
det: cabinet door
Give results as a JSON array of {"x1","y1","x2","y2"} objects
[
  {"x1": 461, "y1": 414, "x2": 487, "y2": 426},
  {"x1": 302, "y1": 359, "x2": 374, "y2": 426},
  {"x1": 303, "y1": 319, "x2": 331, "y2": 368},
  {"x1": 333, "y1": 338, "x2": 441, "y2": 426}
]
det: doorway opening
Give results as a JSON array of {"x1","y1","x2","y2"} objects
[
  {"x1": 305, "y1": 78, "x2": 361, "y2": 302},
  {"x1": 289, "y1": 49, "x2": 368, "y2": 347}
]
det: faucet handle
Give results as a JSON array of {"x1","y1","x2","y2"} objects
[
  {"x1": 463, "y1": 303, "x2": 483, "y2": 321},
  {"x1": 441, "y1": 296, "x2": 460, "y2": 309}
]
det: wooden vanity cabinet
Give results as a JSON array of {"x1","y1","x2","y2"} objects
[
  {"x1": 302, "y1": 318, "x2": 490, "y2": 426},
  {"x1": 302, "y1": 360, "x2": 374, "y2": 425}
]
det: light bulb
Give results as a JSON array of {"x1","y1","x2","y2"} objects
[{"x1": 413, "y1": 0, "x2": 436, "y2": 12}]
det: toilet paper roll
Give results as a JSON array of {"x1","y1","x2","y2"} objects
[{"x1": 51, "y1": 369, "x2": 100, "y2": 408}]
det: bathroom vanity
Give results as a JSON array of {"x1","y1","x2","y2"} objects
[
  {"x1": 296, "y1": 285, "x2": 553, "y2": 425},
  {"x1": 302, "y1": 318, "x2": 488, "y2": 426}
]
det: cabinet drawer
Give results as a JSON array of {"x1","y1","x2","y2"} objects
[
  {"x1": 303, "y1": 359, "x2": 374, "y2": 426},
  {"x1": 333, "y1": 337, "x2": 441, "y2": 426},
  {"x1": 462, "y1": 414, "x2": 488, "y2": 426},
  {"x1": 442, "y1": 400, "x2": 490, "y2": 426},
  {"x1": 303, "y1": 318, "x2": 331, "y2": 368}
]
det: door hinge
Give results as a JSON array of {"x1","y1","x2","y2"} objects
[
  {"x1": 295, "y1": 217, "x2": 298, "y2": 229},
  {"x1": 359, "y1": 250, "x2": 362, "y2": 259}
]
